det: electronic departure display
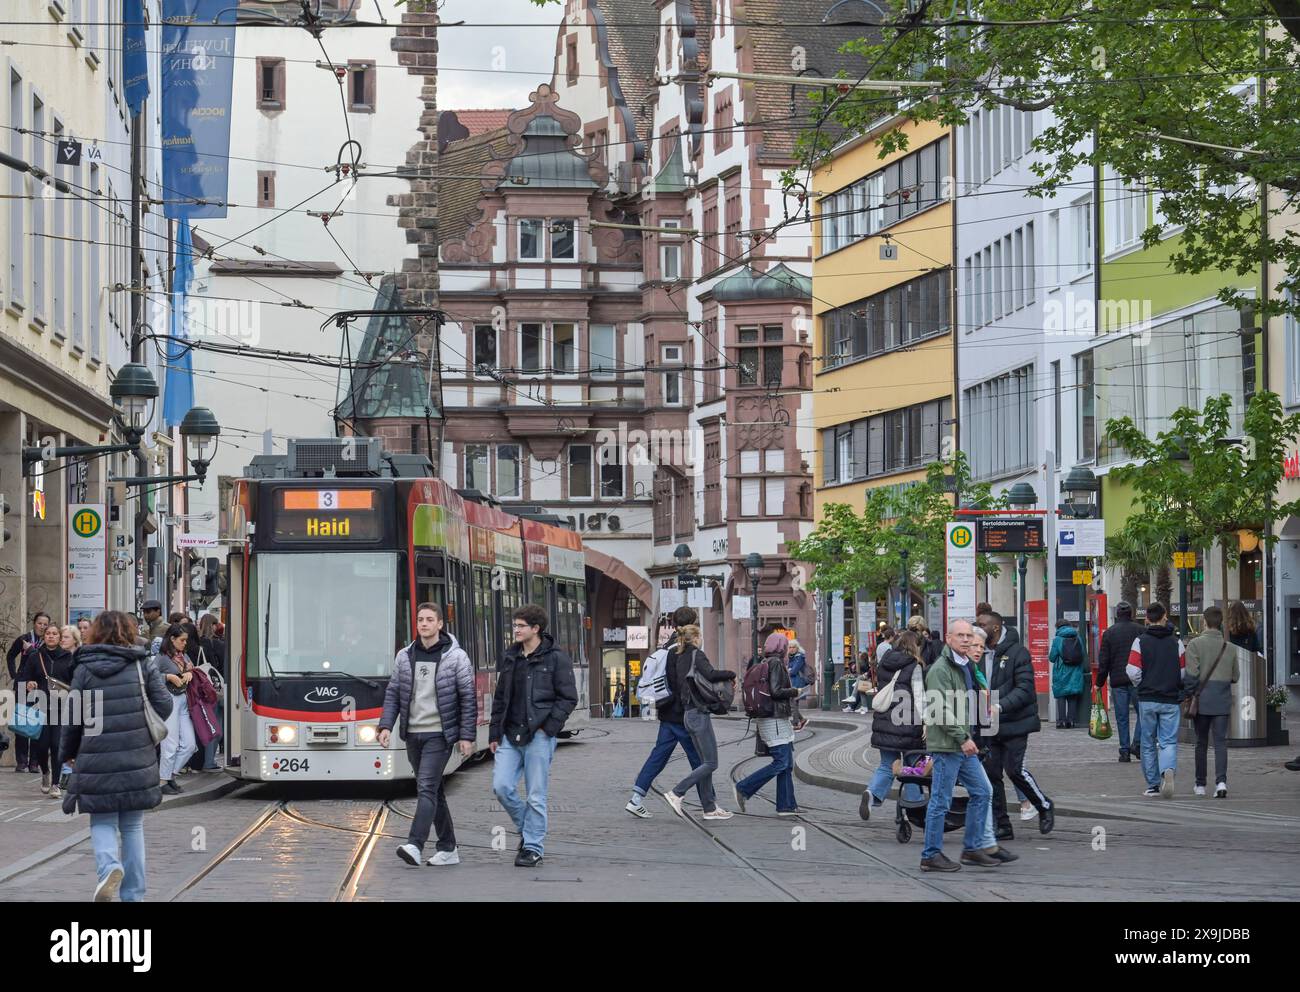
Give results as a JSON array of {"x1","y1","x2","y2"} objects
[
  {"x1": 272, "y1": 488, "x2": 382, "y2": 541},
  {"x1": 976, "y1": 518, "x2": 1045, "y2": 553}
]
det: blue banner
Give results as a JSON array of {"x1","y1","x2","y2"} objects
[
  {"x1": 162, "y1": 1, "x2": 235, "y2": 219},
  {"x1": 123, "y1": 0, "x2": 150, "y2": 116},
  {"x1": 163, "y1": 224, "x2": 195, "y2": 426}
]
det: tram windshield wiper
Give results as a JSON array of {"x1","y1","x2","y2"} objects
[
  {"x1": 262, "y1": 584, "x2": 281, "y2": 690},
  {"x1": 318, "y1": 670, "x2": 381, "y2": 690}
]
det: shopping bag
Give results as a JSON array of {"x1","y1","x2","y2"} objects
[
  {"x1": 8, "y1": 703, "x2": 45, "y2": 740},
  {"x1": 1089, "y1": 688, "x2": 1112, "y2": 740}
]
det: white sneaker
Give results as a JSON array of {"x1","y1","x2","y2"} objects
[
  {"x1": 1194, "y1": 785, "x2": 1206, "y2": 797},
  {"x1": 855, "y1": 707, "x2": 870, "y2": 715},
  {"x1": 396, "y1": 843, "x2": 422, "y2": 866},
  {"x1": 426, "y1": 849, "x2": 460, "y2": 866},
  {"x1": 1019, "y1": 802, "x2": 1036, "y2": 821},
  {"x1": 662, "y1": 790, "x2": 686, "y2": 818},
  {"x1": 701, "y1": 807, "x2": 733, "y2": 821},
  {"x1": 1160, "y1": 769, "x2": 1175, "y2": 799},
  {"x1": 625, "y1": 800, "x2": 652, "y2": 819},
  {"x1": 1215, "y1": 782, "x2": 1228, "y2": 798},
  {"x1": 49, "y1": 785, "x2": 61, "y2": 799},
  {"x1": 93, "y1": 866, "x2": 123, "y2": 902}
]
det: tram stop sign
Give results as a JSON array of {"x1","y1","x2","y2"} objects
[{"x1": 72, "y1": 507, "x2": 103, "y2": 538}]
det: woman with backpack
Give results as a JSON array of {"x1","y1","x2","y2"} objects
[
  {"x1": 660, "y1": 624, "x2": 737, "y2": 821},
  {"x1": 861, "y1": 630, "x2": 927, "y2": 820},
  {"x1": 1050, "y1": 619, "x2": 1086, "y2": 729},
  {"x1": 733, "y1": 632, "x2": 802, "y2": 815}
]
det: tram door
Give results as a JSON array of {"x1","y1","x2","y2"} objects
[{"x1": 227, "y1": 552, "x2": 244, "y2": 762}]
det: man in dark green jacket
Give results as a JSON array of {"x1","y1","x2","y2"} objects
[{"x1": 920, "y1": 619, "x2": 995, "y2": 873}]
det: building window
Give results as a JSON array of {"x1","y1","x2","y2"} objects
[
  {"x1": 739, "y1": 449, "x2": 785, "y2": 516},
  {"x1": 256, "y1": 57, "x2": 285, "y2": 110},
  {"x1": 565, "y1": 36, "x2": 578, "y2": 84},
  {"x1": 821, "y1": 397, "x2": 951, "y2": 485},
  {"x1": 520, "y1": 322, "x2": 543, "y2": 372},
  {"x1": 701, "y1": 185, "x2": 719, "y2": 273},
  {"x1": 473, "y1": 323, "x2": 496, "y2": 372},
  {"x1": 257, "y1": 170, "x2": 275, "y2": 208},
  {"x1": 347, "y1": 61, "x2": 375, "y2": 112},
  {"x1": 964, "y1": 365, "x2": 1035, "y2": 480},
  {"x1": 1052, "y1": 360, "x2": 1062, "y2": 467},
  {"x1": 590, "y1": 323, "x2": 616, "y2": 378},
  {"x1": 965, "y1": 223, "x2": 1034, "y2": 329},
  {"x1": 818, "y1": 136, "x2": 950, "y2": 255},
  {"x1": 1077, "y1": 350, "x2": 1096, "y2": 462},
  {"x1": 660, "y1": 219, "x2": 682, "y2": 280},
  {"x1": 702, "y1": 316, "x2": 721, "y2": 400},
  {"x1": 8, "y1": 69, "x2": 23, "y2": 311},
  {"x1": 723, "y1": 173, "x2": 741, "y2": 262},
  {"x1": 599, "y1": 445, "x2": 624, "y2": 498},
  {"x1": 568, "y1": 443, "x2": 593, "y2": 499},
  {"x1": 519, "y1": 218, "x2": 543, "y2": 260},
  {"x1": 713, "y1": 88, "x2": 734, "y2": 152},
  {"x1": 703, "y1": 426, "x2": 722, "y2": 524},
  {"x1": 497, "y1": 444, "x2": 521, "y2": 498},
  {"x1": 552, "y1": 322, "x2": 576, "y2": 373},
  {"x1": 88, "y1": 163, "x2": 99, "y2": 359},
  {"x1": 661, "y1": 344, "x2": 683, "y2": 406},
  {"x1": 653, "y1": 470, "x2": 672, "y2": 544},
  {"x1": 1105, "y1": 170, "x2": 1146, "y2": 255},
  {"x1": 51, "y1": 118, "x2": 66, "y2": 337},
  {"x1": 1286, "y1": 289, "x2": 1300, "y2": 409},
  {"x1": 464, "y1": 444, "x2": 489, "y2": 492},
  {"x1": 673, "y1": 473, "x2": 693, "y2": 538},
  {"x1": 821, "y1": 269, "x2": 951, "y2": 369},
  {"x1": 31, "y1": 93, "x2": 44, "y2": 324},
  {"x1": 1071, "y1": 195, "x2": 1093, "y2": 277},
  {"x1": 550, "y1": 219, "x2": 575, "y2": 260}
]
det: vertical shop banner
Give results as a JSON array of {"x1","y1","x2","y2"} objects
[
  {"x1": 944, "y1": 522, "x2": 977, "y2": 624},
  {"x1": 68, "y1": 504, "x2": 108, "y2": 621},
  {"x1": 162, "y1": 1, "x2": 236, "y2": 219},
  {"x1": 1026, "y1": 599, "x2": 1050, "y2": 694},
  {"x1": 123, "y1": 0, "x2": 151, "y2": 115}
]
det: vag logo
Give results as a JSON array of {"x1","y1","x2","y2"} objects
[{"x1": 303, "y1": 686, "x2": 342, "y2": 704}]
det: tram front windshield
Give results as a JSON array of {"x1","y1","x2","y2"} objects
[{"x1": 249, "y1": 552, "x2": 398, "y2": 677}]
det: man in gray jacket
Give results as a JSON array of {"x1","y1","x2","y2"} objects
[
  {"x1": 380, "y1": 602, "x2": 477, "y2": 866},
  {"x1": 1184, "y1": 606, "x2": 1239, "y2": 798}
]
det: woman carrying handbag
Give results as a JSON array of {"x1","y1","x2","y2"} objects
[
  {"x1": 60, "y1": 611, "x2": 172, "y2": 902},
  {"x1": 156, "y1": 625, "x2": 199, "y2": 794},
  {"x1": 19, "y1": 625, "x2": 73, "y2": 796},
  {"x1": 1183, "y1": 606, "x2": 1239, "y2": 798}
]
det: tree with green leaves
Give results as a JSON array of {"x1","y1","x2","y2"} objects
[
  {"x1": 795, "y1": 0, "x2": 1300, "y2": 323},
  {"x1": 790, "y1": 453, "x2": 1003, "y2": 601},
  {"x1": 1105, "y1": 390, "x2": 1300, "y2": 596}
]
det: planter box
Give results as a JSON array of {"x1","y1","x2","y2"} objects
[{"x1": 1267, "y1": 706, "x2": 1290, "y2": 747}]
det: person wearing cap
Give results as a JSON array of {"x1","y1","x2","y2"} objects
[{"x1": 140, "y1": 601, "x2": 169, "y2": 645}]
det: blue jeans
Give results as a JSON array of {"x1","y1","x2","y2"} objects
[
  {"x1": 633, "y1": 721, "x2": 702, "y2": 803},
  {"x1": 89, "y1": 810, "x2": 146, "y2": 902},
  {"x1": 868, "y1": 749, "x2": 923, "y2": 804},
  {"x1": 492, "y1": 732, "x2": 558, "y2": 855},
  {"x1": 736, "y1": 743, "x2": 796, "y2": 812},
  {"x1": 1112, "y1": 686, "x2": 1141, "y2": 754},
  {"x1": 921, "y1": 751, "x2": 992, "y2": 862},
  {"x1": 1139, "y1": 701, "x2": 1181, "y2": 788}
]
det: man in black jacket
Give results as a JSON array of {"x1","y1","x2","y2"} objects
[
  {"x1": 977, "y1": 612, "x2": 1054, "y2": 838},
  {"x1": 1126, "y1": 602, "x2": 1185, "y2": 799},
  {"x1": 1096, "y1": 601, "x2": 1145, "y2": 762},
  {"x1": 7, "y1": 611, "x2": 50, "y2": 773},
  {"x1": 489, "y1": 604, "x2": 578, "y2": 867}
]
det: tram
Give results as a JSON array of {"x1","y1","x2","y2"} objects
[{"x1": 223, "y1": 438, "x2": 589, "y2": 783}]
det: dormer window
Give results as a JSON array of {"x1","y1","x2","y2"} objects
[{"x1": 518, "y1": 217, "x2": 577, "y2": 261}]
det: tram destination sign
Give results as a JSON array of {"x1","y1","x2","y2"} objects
[
  {"x1": 272, "y1": 488, "x2": 382, "y2": 541},
  {"x1": 976, "y1": 518, "x2": 1045, "y2": 553}
]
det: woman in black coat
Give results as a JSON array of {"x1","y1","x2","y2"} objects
[
  {"x1": 861, "y1": 631, "x2": 928, "y2": 819},
  {"x1": 60, "y1": 611, "x2": 172, "y2": 902},
  {"x1": 19, "y1": 624, "x2": 74, "y2": 796}
]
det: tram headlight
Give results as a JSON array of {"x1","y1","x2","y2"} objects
[
  {"x1": 357, "y1": 725, "x2": 377, "y2": 743},
  {"x1": 268, "y1": 724, "x2": 298, "y2": 746}
]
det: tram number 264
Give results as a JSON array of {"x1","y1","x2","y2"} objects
[{"x1": 273, "y1": 757, "x2": 310, "y2": 773}]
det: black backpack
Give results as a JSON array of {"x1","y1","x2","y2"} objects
[
  {"x1": 687, "y1": 648, "x2": 733, "y2": 715},
  {"x1": 1060, "y1": 632, "x2": 1084, "y2": 666}
]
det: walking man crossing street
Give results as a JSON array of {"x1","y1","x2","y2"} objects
[
  {"x1": 1097, "y1": 601, "x2": 1145, "y2": 762},
  {"x1": 1127, "y1": 602, "x2": 1186, "y2": 798},
  {"x1": 490, "y1": 605, "x2": 578, "y2": 867}
]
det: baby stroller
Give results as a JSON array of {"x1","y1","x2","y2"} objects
[{"x1": 892, "y1": 750, "x2": 969, "y2": 844}]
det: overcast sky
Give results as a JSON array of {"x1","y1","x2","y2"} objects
[{"x1": 435, "y1": 0, "x2": 566, "y2": 112}]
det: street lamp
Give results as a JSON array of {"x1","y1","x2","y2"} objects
[
  {"x1": 21, "y1": 362, "x2": 160, "y2": 469},
  {"x1": 113, "y1": 406, "x2": 221, "y2": 487},
  {"x1": 1007, "y1": 482, "x2": 1038, "y2": 635},
  {"x1": 1059, "y1": 465, "x2": 1098, "y2": 727},
  {"x1": 893, "y1": 521, "x2": 912, "y2": 626},
  {"x1": 674, "y1": 543, "x2": 692, "y2": 581},
  {"x1": 744, "y1": 552, "x2": 764, "y2": 669}
]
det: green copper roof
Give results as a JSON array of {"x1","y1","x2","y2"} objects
[
  {"x1": 713, "y1": 263, "x2": 811, "y2": 302},
  {"x1": 650, "y1": 142, "x2": 687, "y2": 195},
  {"x1": 337, "y1": 280, "x2": 441, "y2": 422},
  {"x1": 496, "y1": 115, "x2": 597, "y2": 190}
]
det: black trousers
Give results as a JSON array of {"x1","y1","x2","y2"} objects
[
  {"x1": 13, "y1": 731, "x2": 31, "y2": 770},
  {"x1": 1193, "y1": 713, "x2": 1229, "y2": 787},
  {"x1": 406, "y1": 732, "x2": 456, "y2": 853},
  {"x1": 984, "y1": 733, "x2": 1052, "y2": 831},
  {"x1": 30, "y1": 722, "x2": 59, "y2": 775}
]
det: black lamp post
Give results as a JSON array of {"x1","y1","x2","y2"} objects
[
  {"x1": 21, "y1": 361, "x2": 160, "y2": 468},
  {"x1": 744, "y1": 552, "x2": 764, "y2": 670},
  {"x1": 1007, "y1": 481, "x2": 1038, "y2": 635},
  {"x1": 113, "y1": 406, "x2": 221, "y2": 487},
  {"x1": 1060, "y1": 466, "x2": 1099, "y2": 725},
  {"x1": 1169, "y1": 441, "x2": 1194, "y2": 637}
]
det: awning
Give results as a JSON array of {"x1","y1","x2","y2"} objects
[{"x1": 584, "y1": 546, "x2": 654, "y2": 613}]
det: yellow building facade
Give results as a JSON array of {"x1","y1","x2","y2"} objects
[{"x1": 811, "y1": 115, "x2": 956, "y2": 516}]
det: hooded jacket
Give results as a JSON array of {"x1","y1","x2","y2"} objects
[
  {"x1": 762, "y1": 651, "x2": 799, "y2": 720},
  {"x1": 380, "y1": 630, "x2": 477, "y2": 744},
  {"x1": 983, "y1": 635, "x2": 1040, "y2": 738},
  {"x1": 59, "y1": 644, "x2": 173, "y2": 814},
  {"x1": 869, "y1": 648, "x2": 926, "y2": 753},
  {"x1": 1126, "y1": 624, "x2": 1186, "y2": 704},
  {"x1": 489, "y1": 632, "x2": 577, "y2": 745},
  {"x1": 1049, "y1": 625, "x2": 1087, "y2": 698}
]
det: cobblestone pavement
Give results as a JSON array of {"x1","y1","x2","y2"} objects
[{"x1": 2, "y1": 717, "x2": 1297, "y2": 901}]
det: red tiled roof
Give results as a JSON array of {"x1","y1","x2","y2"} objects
[{"x1": 448, "y1": 110, "x2": 514, "y2": 139}]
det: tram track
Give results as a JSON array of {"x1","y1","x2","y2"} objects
[{"x1": 167, "y1": 799, "x2": 388, "y2": 902}]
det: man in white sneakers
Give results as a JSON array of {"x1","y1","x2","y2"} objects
[{"x1": 379, "y1": 603, "x2": 477, "y2": 866}]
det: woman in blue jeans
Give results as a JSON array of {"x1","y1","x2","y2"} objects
[
  {"x1": 733, "y1": 633, "x2": 802, "y2": 814},
  {"x1": 861, "y1": 631, "x2": 927, "y2": 820},
  {"x1": 60, "y1": 611, "x2": 172, "y2": 902}
]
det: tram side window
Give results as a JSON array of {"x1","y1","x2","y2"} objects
[
  {"x1": 473, "y1": 566, "x2": 493, "y2": 669},
  {"x1": 531, "y1": 575, "x2": 549, "y2": 613},
  {"x1": 416, "y1": 554, "x2": 447, "y2": 627}
]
